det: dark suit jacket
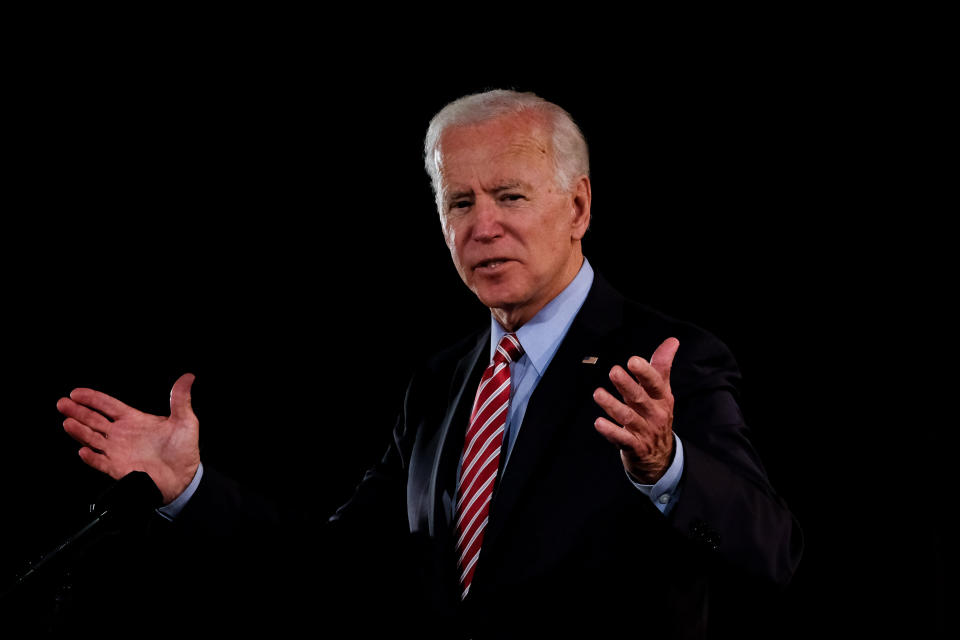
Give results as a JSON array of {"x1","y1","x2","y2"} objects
[{"x1": 171, "y1": 272, "x2": 802, "y2": 638}]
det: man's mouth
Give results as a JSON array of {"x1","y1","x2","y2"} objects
[{"x1": 474, "y1": 258, "x2": 511, "y2": 271}]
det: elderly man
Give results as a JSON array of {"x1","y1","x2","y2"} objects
[{"x1": 56, "y1": 89, "x2": 802, "y2": 638}]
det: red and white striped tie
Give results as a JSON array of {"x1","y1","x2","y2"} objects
[{"x1": 455, "y1": 332, "x2": 524, "y2": 599}]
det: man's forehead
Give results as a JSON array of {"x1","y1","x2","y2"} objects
[
  {"x1": 437, "y1": 154, "x2": 543, "y2": 196},
  {"x1": 435, "y1": 116, "x2": 551, "y2": 184}
]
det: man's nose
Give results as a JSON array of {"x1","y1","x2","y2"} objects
[{"x1": 472, "y1": 198, "x2": 504, "y2": 241}]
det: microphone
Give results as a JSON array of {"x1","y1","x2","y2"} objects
[{"x1": 3, "y1": 471, "x2": 163, "y2": 597}]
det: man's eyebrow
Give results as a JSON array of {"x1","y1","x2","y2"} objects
[
  {"x1": 446, "y1": 181, "x2": 530, "y2": 202},
  {"x1": 491, "y1": 181, "x2": 527, "y2": 193},
  {"x1": 447, "y1": 189, "x2": 474, "y2": 202}
]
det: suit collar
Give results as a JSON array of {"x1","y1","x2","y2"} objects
[{"x1": 568, "y1": 269, "x2": 626, "y2": 339}]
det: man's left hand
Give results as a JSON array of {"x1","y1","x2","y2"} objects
[{"x1": 593, "y1": 337, "x2": 679, "y2": 484}]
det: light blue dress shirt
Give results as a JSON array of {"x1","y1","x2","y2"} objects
[{"x1": 488, "y1": 258, "x2": 683, "y2": 515}]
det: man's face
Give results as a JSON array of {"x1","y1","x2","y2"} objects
[{"x1": 435, "y1": 113, "x2": 590, "y2": 330}]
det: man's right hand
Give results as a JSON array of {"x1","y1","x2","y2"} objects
[{"x1": 56, "y1": 373, "x2": 201, "y2": 505}]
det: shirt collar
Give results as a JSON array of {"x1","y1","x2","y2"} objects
[{"x1": 490, "y1": 258, "x2": 595, "y2": 376}]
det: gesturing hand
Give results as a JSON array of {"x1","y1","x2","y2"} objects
[
  {"x1": 56, "y1": 373, "x2": 201, "y2": 504},
  {"x1": 593, "y1": 338, "x2": 679, "y2": 484}
]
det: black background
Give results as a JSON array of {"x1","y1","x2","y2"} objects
[{"x1": 2, "y1": 13, "x2": 948, "y2": 638}]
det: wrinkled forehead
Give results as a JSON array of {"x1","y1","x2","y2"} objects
[{"x1": 434, "y1": 113, "x2": 553, "y2": 185}]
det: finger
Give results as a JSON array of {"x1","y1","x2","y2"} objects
[
  {"x1": 169, "y1": 373, "x2": 196, "y2": 421},
  {"x1": 650, "y1": 337, "x2": 680, "y2": 388},
  {"x1": 63, "y1": 417, "x2": 109, "y2": 451},
  {"x1": 609, "y1": 365, "x2": 654, "y2": 413},
  {"x1": 78, "y1": 446, "x2": 116, "y2": 477},
  {"x1": 56, "y1": 397, "x2": 113, "y2": 433},
  {"x1": 68, "y1": 387, "x2": 132, "y2": 420},
  {"x1": 593, "y1": 387, "x2": 650, "y2": 435},
  {"x1": 624, "y1": 356, "x2": 669, "y2": 400},
  {"x1": 593, "y1": 416, "x2": 637, "y2": 450}
]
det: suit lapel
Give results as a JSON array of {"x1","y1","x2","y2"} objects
[{"x1": 430, "y1": 331, "x2": 489, "y2": 536}]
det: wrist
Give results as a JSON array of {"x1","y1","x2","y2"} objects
[
  {"x1": 623, "y1": 438, "x2": 675, "y2": 484},
  {"x1": 150, "y1": 458, "x2": 201, "y2": 505},
  {"x1": 624, "y1": 458, "x2": 667, "y2": 485}
]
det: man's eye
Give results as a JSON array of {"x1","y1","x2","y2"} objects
[
  {"x1": 450, "y1": 200, "x2": 472, "y2": 210},
  {"x1": 501, "y1": 194, "x2": 525, "y2": 202}
]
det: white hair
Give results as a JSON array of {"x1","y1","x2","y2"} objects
[{"x1": 423, "y1": 89, "x2": 590, "y2": 212}]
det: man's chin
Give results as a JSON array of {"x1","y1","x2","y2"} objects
[
  {"x1": 474, "y1": 292, "x2": 537, "y2": 330},
  {"x1": 473, "y1": 287, "x2": 521, "y2": 313}
]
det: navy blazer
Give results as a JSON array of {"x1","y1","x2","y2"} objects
[
  {"x1": 316, "y1": 272, "x2": 802, "y2": 638},
  {"x1": 173, "y1": 272, "x2": 802, "y2": 638}
]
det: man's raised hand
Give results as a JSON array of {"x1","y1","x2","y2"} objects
[
  {"x1": 592, "y1": 338, "x2": 679, "y2": 484},
  {"x1": 57, "y1": 373, "x2": 201, "y2": 504}
]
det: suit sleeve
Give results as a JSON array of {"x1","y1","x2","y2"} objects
[
  {"x1": 667, "y1": 328, "x2": 804, "y2": 588},
  {"x1": 172, "y1": 360, "x2": 428, "y2": 535}
]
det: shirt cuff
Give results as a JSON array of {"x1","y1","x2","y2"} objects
[
  {"x1": 625, "y1": 434, "x2": 684, "y2": 515},
  {"x1": 156, "y1": 462, "x2": 204, "y2": 522}
]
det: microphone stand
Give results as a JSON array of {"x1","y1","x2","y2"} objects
[{"x1": 0, "y1": 472, "x2": 162, "y2": 632}]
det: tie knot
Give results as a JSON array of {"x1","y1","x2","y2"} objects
[{"x1": 495, "y1": 333, "x2": 524, "y2": 364}]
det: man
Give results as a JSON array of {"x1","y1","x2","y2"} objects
[{"x1": 56, "y1": 90, "x2": 802, "y2": 638}]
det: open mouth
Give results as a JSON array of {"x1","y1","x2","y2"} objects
[{"x1": 474, "y1": 258, "x2": 512, "y2": 271}]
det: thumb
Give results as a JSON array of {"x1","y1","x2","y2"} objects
[
  {"x1": 169, "y1": 373, "x2": 196, "y2": 421},
  {"x1": 651, "y1": 338, "x2": 680, "y2": 387}
]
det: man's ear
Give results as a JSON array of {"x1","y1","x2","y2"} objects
[{"x1": 571, "y1": 175, "x2": 592, "y2": 240}]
